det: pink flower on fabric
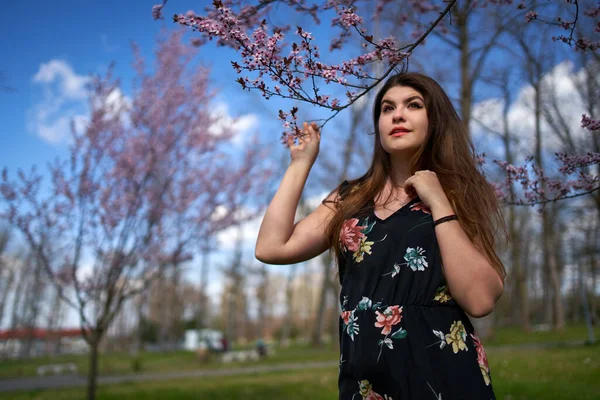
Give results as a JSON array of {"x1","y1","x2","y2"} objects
[
  {"x1": 374, "y1": 305, "x2": 403, "y2": 335},
  {"x1": 340, "y1": 218, "x2": 366, "y2": 252},
  {"x1": 471, "y1": 332, "x2": 490, "y2": 370},
  {"x1": 341, "y1": 310, "x2": 352, "y2": 325},
  {"x1": 410, "y1": 202, "x2": 431, "y2": 214},
  {"x1": 365, "y1": 392, "x2": 385, "y2": 400},
  {"x1": 358, "y1": 379, "x2": 387, "y2": 400}
]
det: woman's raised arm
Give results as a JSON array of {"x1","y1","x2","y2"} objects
[{"x1": 255, "y1": 122, "x2": 336, "y2": 265}]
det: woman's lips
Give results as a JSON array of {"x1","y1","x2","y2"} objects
[{"x1": 391, "y1": 129, "x2": 410, "y2": 137}]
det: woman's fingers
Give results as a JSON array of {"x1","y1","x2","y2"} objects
[{"x1": 307, "y1": 122, "x2": 320, "y2": 140}]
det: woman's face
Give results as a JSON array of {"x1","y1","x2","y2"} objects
[{"x1": 378, "y1": 85, "x2": 429, "y2": 160}]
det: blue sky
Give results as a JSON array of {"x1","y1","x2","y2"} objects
[{"x1": 1, "y1": 1, "x2": 249, "y2": 172}]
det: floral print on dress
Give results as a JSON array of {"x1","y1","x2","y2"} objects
[
  {"x1": 340, "y1": 296, "x2": 384, "y2": 342},
  {"x1": 433, "y1": 285, "x2": 452, "y2": 303},
  {"x1": 340, "y1": 217, "x2": 386, "y2": 263},
  {"x1": 375, "y1": 305, "x2": 403, "y2": 335},
  {"x1": 337, "y1": 177, "x2": 496, "y2": 398},
  {"x1": 446, "y1": 320, "x2": 469, "y2": 353},
  {"x1": 375, "y1": 305, "x2": 407, "y2": 361},
  {"x1": 383, "y1": 246, "x2": 428, "y2": 277},
  {"x1": 354, "y1": 236, "x2": 375, "y2": 263},
  {"x1": 357, "y1": 379, "x2": 393, "y2": 400},
  {"x1": 471, "y1": 332, "x2": 491, "y2": 386},
  {"x1": 342, "y1": 310, "x2": 360, "y2": 340},
  {"x1": 404, "y1": 246, "x2": 428, "y2": 271},
  {"x1": 429, "y1": 320, "x2": 468, "y2": 354},
  {"x1": 340, "y1": 218, "x2": 366, "y2": 252}
]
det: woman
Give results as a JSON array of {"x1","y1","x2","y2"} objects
[{"x1": 255, "y1": 72, "x2": 506, "y2": 399}]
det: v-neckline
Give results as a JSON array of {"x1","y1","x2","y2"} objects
[{"x1": 372, "y1": 197, "x2": 418, "y2": 223}]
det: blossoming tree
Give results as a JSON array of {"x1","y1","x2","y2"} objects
[{"x1": 0, "y1": 30, "x2": 268, "y2": 400}]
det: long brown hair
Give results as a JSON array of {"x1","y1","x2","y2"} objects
[{"x1": 325, "y1": 72, "x2": 507, "y2": 281}]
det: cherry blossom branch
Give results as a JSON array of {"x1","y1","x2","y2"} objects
[
  {"x1": 524, "y1": 0, "x2": 599, "y2": 51},
  {"x1": 167, "y1": 0, "x2": 457, "y2": 142},
  {"x1": 491, "y1": 115, "x2": 600, "y2": 208}
]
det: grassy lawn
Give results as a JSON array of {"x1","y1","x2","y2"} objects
[
  {"x1": 484, "y1": 323, "x2": 600, "y2": 347},
  {"x1": 1, "y1": 345, "x2": 598, "y2": 400},
  {"x1": 0, "y1": 323, "x2": 597, "y2": 380},
  {"x1": 0, "y1": 344, "x2": 339, "y2": 379}
]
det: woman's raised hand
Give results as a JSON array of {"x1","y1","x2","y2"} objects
[{"x1": 288, "y1": 121, "x2": 321, "y2": 165}]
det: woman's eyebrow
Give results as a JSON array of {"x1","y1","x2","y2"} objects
[
  {"x1": 381, "y1": 95, "x2": 424, "y2": 105},
  {"x1": 404, "y1": 95, "x2": 424, "y2": 103}
]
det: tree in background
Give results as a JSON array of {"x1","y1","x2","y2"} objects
[{"x1": 0, "y1": 30, "x2": 267, "y2": 400}]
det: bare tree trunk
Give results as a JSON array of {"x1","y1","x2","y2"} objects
[
  {"x1": 591, "y1": 221, "x2": 599, "y2": 324},
  {"x1": 134, "y1": 291, "x2": 144, "y2": 353},
  {"x1": 0, "y1": 228, "x2": 13, "y2": 327},
  {"x1": 0, "y1": 265, "x2": 15, "y2": 328},
  {"x1": 197, "y1": 246, "x2": 210, "y2": 331},
  {"x1": 311, "y1": 252, "x2": 331, "y2": 347},
  {"x1": 534, "y1": 89, "x2": 565, "y2": 329},
  {"x1": 227, "y1": 229, "x2": 244, "y2": 344},
  {"x1": 457, "y1": 2, "x2": 472, "y2": 134},
  {"x1": 256, "y1": 264, "x2": 268, "y2": 339},
  {"x1": 496, "y1": 71, "x2": 531, "y2": 331},
  {"x1": 46, "y1": 286, "x2": 64, "y2": 356},
  {"x1": 10, "y1": 254, "x2": 32, "y2": 330},
  {"x1": 168, "y1": 263, "x2": 181, "y2": 345},
  {"x1": 512, "y1": 26, "x2": 565, "y2": 329},
  {"x1": 157, "y1": 267, "x2": 169, "y2": 349},
  {"x1": 328, "y1": 271, "x2": 342, "y2": 346},
  {"x1": 280, "y1": 263, "x2": 297, "y2": 347},
  {"x1": 20, "y1": 257, "x2": 45, "y2": 358},
  {"x1": 513, "y1": 210, "x2": 530, "y2": 331},
  {"x1": 86, "y1": 332, "x2": 101, "y2": 400}
]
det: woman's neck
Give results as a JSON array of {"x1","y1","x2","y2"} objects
[{"x1": 388, "y1": 155, "x2": 412, "y2": 187}]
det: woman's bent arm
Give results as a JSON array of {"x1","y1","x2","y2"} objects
[
  {"x1": 255, "y1": 160, "x2": 335, "y2": 264},
  {"x1": 255, "y1": 122, "x2": 334, "y2": 265}
]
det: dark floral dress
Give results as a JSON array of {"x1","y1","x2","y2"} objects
[{"x1": 337, "y1": 182, "x2": 495, "y2": 400}]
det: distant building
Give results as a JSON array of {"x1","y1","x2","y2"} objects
[
  {"x1": 183, "y1": 329, "x2": 224, "y2": 352},
  {"x1": 0, "y1": 328, "x2": 88, "y2": 359}
]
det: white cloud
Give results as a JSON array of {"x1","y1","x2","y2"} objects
[
  {"x1": 33, "y1": 60, "x2": 89, "y2": 100},
  {"x1": 29, "y1": 60, "x2": 134, "y2": 145},
  {"x1": 208, "y1": 102, "x2": 259, "y2": 145},
  {"x1": 29, "y1": 60, "x2": 91, "y2": 144},
  {"x1": 471, "y1": 60, "x2": 592, "y2": 163}
]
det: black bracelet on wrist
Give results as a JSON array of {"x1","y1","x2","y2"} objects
[{"x1": 433, "y1": 215, "x2": 458, "y2": 226}]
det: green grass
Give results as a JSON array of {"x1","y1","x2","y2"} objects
[
  {"x1": 0, "y1": 324, "x2": 600, "y2": 379},
  {"x1": 1, "y1": 345, "x2": 599, "y2": 400},
  {"x1": 0, "y1": 344, "x2": 339, "y2": 379},
  {"x1": 485, "y1": 323, "x2": 600, "y2": 347},
  {"x1": 0, "y1": 323, "x2": 597, "y2": 380},
  {"x1": 490, "y1": 344, "x2": 600, "y2": 400}
]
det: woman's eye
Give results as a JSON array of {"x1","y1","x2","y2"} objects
[
  {"x1": 408, "y1": 102, "x2": 423, "y2": 109},
  {"x1": 382, "y1": 105, "x2": 393, "y2": 112}
]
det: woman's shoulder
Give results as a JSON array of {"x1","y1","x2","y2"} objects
[
  {"x1": 321, "y1": 179, "x2": 363, "y2": 206},
  {"x1": 339, "y1": 179, "x2": 366, "y2": 200}
]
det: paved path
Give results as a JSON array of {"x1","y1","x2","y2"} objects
[{"x1": 0, "y1": 361, "x2": 338, "y2": 392}]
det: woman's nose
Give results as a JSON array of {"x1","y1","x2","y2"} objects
[{"x1": 392, "y1": 109, "x2": 405, "y2": 122}]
